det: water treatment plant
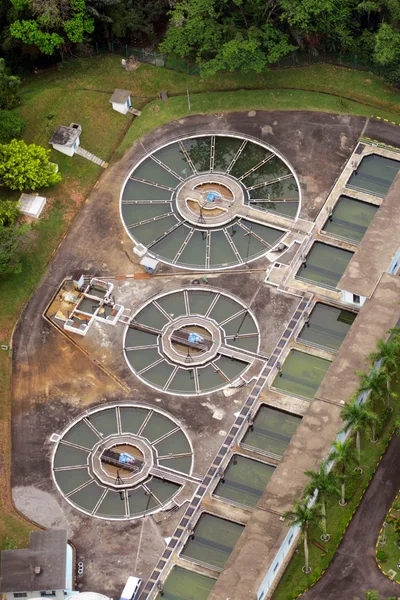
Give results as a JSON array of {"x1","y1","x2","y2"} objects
[{"x1": 6, "y1": 111, "x2": 400, "y2": 600}]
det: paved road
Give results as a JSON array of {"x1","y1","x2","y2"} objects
[
  {"x1": 303, "y1": 434, "x2": 400, "y2": 600},
  {"x1": 364, "y1": 117, "x2": 400, "y2": 149}
]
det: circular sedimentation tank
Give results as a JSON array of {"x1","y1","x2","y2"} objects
[
  {"x1": 124, "y1": 287, "x2": 260, "y2": 395},
  {"x1": 120, "y1": 134, "x2": 300, "y2": 270},
  {"x1": 52, "y1": 404, "x2": 193, "y2": 520}
]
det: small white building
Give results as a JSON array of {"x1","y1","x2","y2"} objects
[
  {"x1": 49, "y1": 123, "x2": 81, "y2": 157},
  {"x1": 109, "y1": 89, "x2": 132, "y2": 114},
  {"x1": 0, "y1": 530, "x2": 75, "y2": 600}
]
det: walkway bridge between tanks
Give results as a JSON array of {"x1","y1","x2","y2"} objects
[{"x1": 128, "y1": 321, "x2": 214, "y2": 352}]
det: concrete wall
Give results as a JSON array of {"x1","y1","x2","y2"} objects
[
  {"x1": 388, "y1": 247, "x2": 400, "y2": 275},
  {"x1": 341, "y1": 290, "x2": 367, "y2": 307},
  {"x1": 111, "y1": 100, "x2": 130, "y2": 115},
  {"x1": 52, "y1": 143, "x2": 75, "y2": 157},
  {"x1": 7, "y1": 590, "x2": 65, "y2": 600}
]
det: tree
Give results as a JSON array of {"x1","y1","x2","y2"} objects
[
  {"x1": 303, "y1": 463, "x2": 339, "y2": 542},
  {"x1": 279, "y1": 0, "x2": 356, "y2": 53},
  {"x1": 107, "y1": 0, "x2": 168, "y2": 43},
  {"x1": 341, "y1": 399, "x2": 379, "y2": 458},
  {"x1": 159, "y1": 0, "x2": 296, "y2": 76},
  {"x1": 374, "y1": 23, "x2": 400, "y2": 66},
  {"x1": 368, "y1": 337, "x2": 400, "y2": 408},
  {"x1": 9, "y1": 0, "x2": 95, "y2": 56},
  {"x1": 328, "y1": 439, "x2": 356, "y2": 506},
  {"x1": 283, "y1": 498, "x2": 322, "y2": 574},
  {"x1": 0, "y1": 59, "x2": 20, "y2": 110},
  {"x1": 0, "y1": 110, "x2": 26, "y2": 143},
  {"x1": 0, "y1": 224, "x2": 25, "y2": 276},
  {"x1": 357, "y1": 369, "x2": 388, "y2": 417},
  {"x1": 0, "y1": 139, "x2": 61, "y2": 191}
]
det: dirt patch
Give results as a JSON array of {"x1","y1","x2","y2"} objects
[
  {"x1": 64, "y1": 189, "x2": 85, "y2": 224},
  {"x1": 46, "y1": 179, "x2": 86, "y2": 225}
]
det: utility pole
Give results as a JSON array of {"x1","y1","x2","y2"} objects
[{"x1": 186, "y1": 86, "x2": 191, "y2": 111}]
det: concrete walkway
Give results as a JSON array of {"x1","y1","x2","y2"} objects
[
  {"x1": 302, "y1": 433, "x2": 400, "y2": 600},
  {"x1": 76, "y1": 145, "x2": 106, "y2": 167}
]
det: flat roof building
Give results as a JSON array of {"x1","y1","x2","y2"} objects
[
  {"x1": 0, "y1": 530, "x2": 74, "y2": 600},
  {"x1": 338, "y1": 171, "x2": 400, "y2": 307}
]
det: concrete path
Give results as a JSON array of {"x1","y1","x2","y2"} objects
[
  {"x1": 363, "y1": 117, "x2": 400, "y2": 149},
  {"x1": 76, "y1": 145, "x2": 106, "y2": 167},
  {"x1": 302, "y1": 433, "x2": 400, "y2": 600}
]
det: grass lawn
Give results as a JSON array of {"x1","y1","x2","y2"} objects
[
  {"x1": 116, "y1": 88, "x2": 400, "y2": 159},
  {"x1": 272, "y1": 382, "x2": 400, "y2": 600},
  {"x1": 1, "y1": 54, "x2": 400, "y2": 550},
  {"x1": 376, "y1": 494, "x2": 400, "y2": 582}
]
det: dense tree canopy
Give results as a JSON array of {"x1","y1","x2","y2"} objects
[
  {"x1": 107, "y1": 0, "x2": 168, "y2": 42},
  {"x1": 159, "y1": 0, "x2": 295, "y2": 75},
  {"x1": 159, "y1": 0, "x2": 400, "y2": 76},
  {"x1": 9, "y1": 0, "x2": 95, "y2": 55},
  {"x1": 1, "y1": 0, "x2": 400, "y2": 80}
]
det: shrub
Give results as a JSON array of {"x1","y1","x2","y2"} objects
[
  {"x1": 365, "y1": 591, "x2": 379, "y2": 600},
  {"x1": 376, "y1": 549, "x2": 388, "y2": 562},
  {"x1": 0, "y1": 111, "x2": 26, "y2": 143},
  {"x1": 392, "y1": 497, "x2": 400, "y2": 511},
  {"x1": 0, "y1": 224, "x2": 26, "y2": 276},
  {"x1": 0, "y1": 200, "x2": 20, "y2": 226},
  {"x1": 0, "y1": 139, "x2": 61, "y2": 191},
  {"x1": 0, "y1": 59, "x2": 20, "y2": 109}
]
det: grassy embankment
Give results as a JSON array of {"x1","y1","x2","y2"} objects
[{"x1": 375, "y1": 493, "x2": 400, "y2": 583}]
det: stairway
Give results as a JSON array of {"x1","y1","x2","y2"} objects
[{"x1": 75, "y1": 146, "x2": 107, "y2": 167}]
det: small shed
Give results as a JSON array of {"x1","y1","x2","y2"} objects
[
  {"x1": 140, "y1": 255, "x2": 159, "y2": 274},
  {"x1": 49, "y1": 123, "x2": 82, "y2": 157},
  {"x1": 109, "y1": 89, "x2": 132, "y2": 115},
  {"x1": 18, "y1": 193, "x2": 46, "y2": 219}
]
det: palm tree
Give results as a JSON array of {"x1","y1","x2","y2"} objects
[
  {"x1": 341, "y1": 398, "x2": 379, "y2": 459},
  {"x1": 328, "y1": 439, "x2": 356, "y2": 506},
  {"x1": 388, "y1": 327, "x2": 400, "y2": 343},
  {"x1": 303, "y1": 463, "x2": 339, "y2": 542},
  {"x1": 283, "y1": 499, "x2": 321, "y2": 574},
  {"x1": 368, "y1": 337, "x2": 400, "y2": 409},
  {"x1": 357, "y1": 369, "x2": 388, "y2": 416}
]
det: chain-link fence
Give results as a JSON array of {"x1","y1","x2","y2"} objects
[
  {"x1": 96, "y1": 41, "x2": 379, "y2": 78},
  {"x1": 96, "y1": 42, "x2": 200, "y2": 75},
  {"x1": 272, "y1": 49, "x2": 377, "y2": 72}
]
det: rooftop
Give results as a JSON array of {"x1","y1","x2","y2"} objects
[
  {"x1": 0, "y1": 530, "x2": 67, "y2": 593},
  {"x1": 338, "y1": 172, "x2": 400, "y2": 297},
  {"x1": 316, "y1": 272, "x2": 400, "y2": 405},
  {"x1": 49, "y1": 124, "x2": 81, "y2": 147},
  {"x1": 109, "y1": 89, "x2": 131, "y2": 104},
  {"x1": 207, "y1": 272, "x2": 400, "y2": 600}
]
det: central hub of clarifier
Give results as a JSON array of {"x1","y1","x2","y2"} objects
[
  {"x1": 90, "y1": 434, "x2": 153, "y2": 488},
  {"x1": 162, "y1": 316, "x2": 222, "y2": 366},
  {"x1": 175, "y1": 173, "x2": 244, "y2": 227}
]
